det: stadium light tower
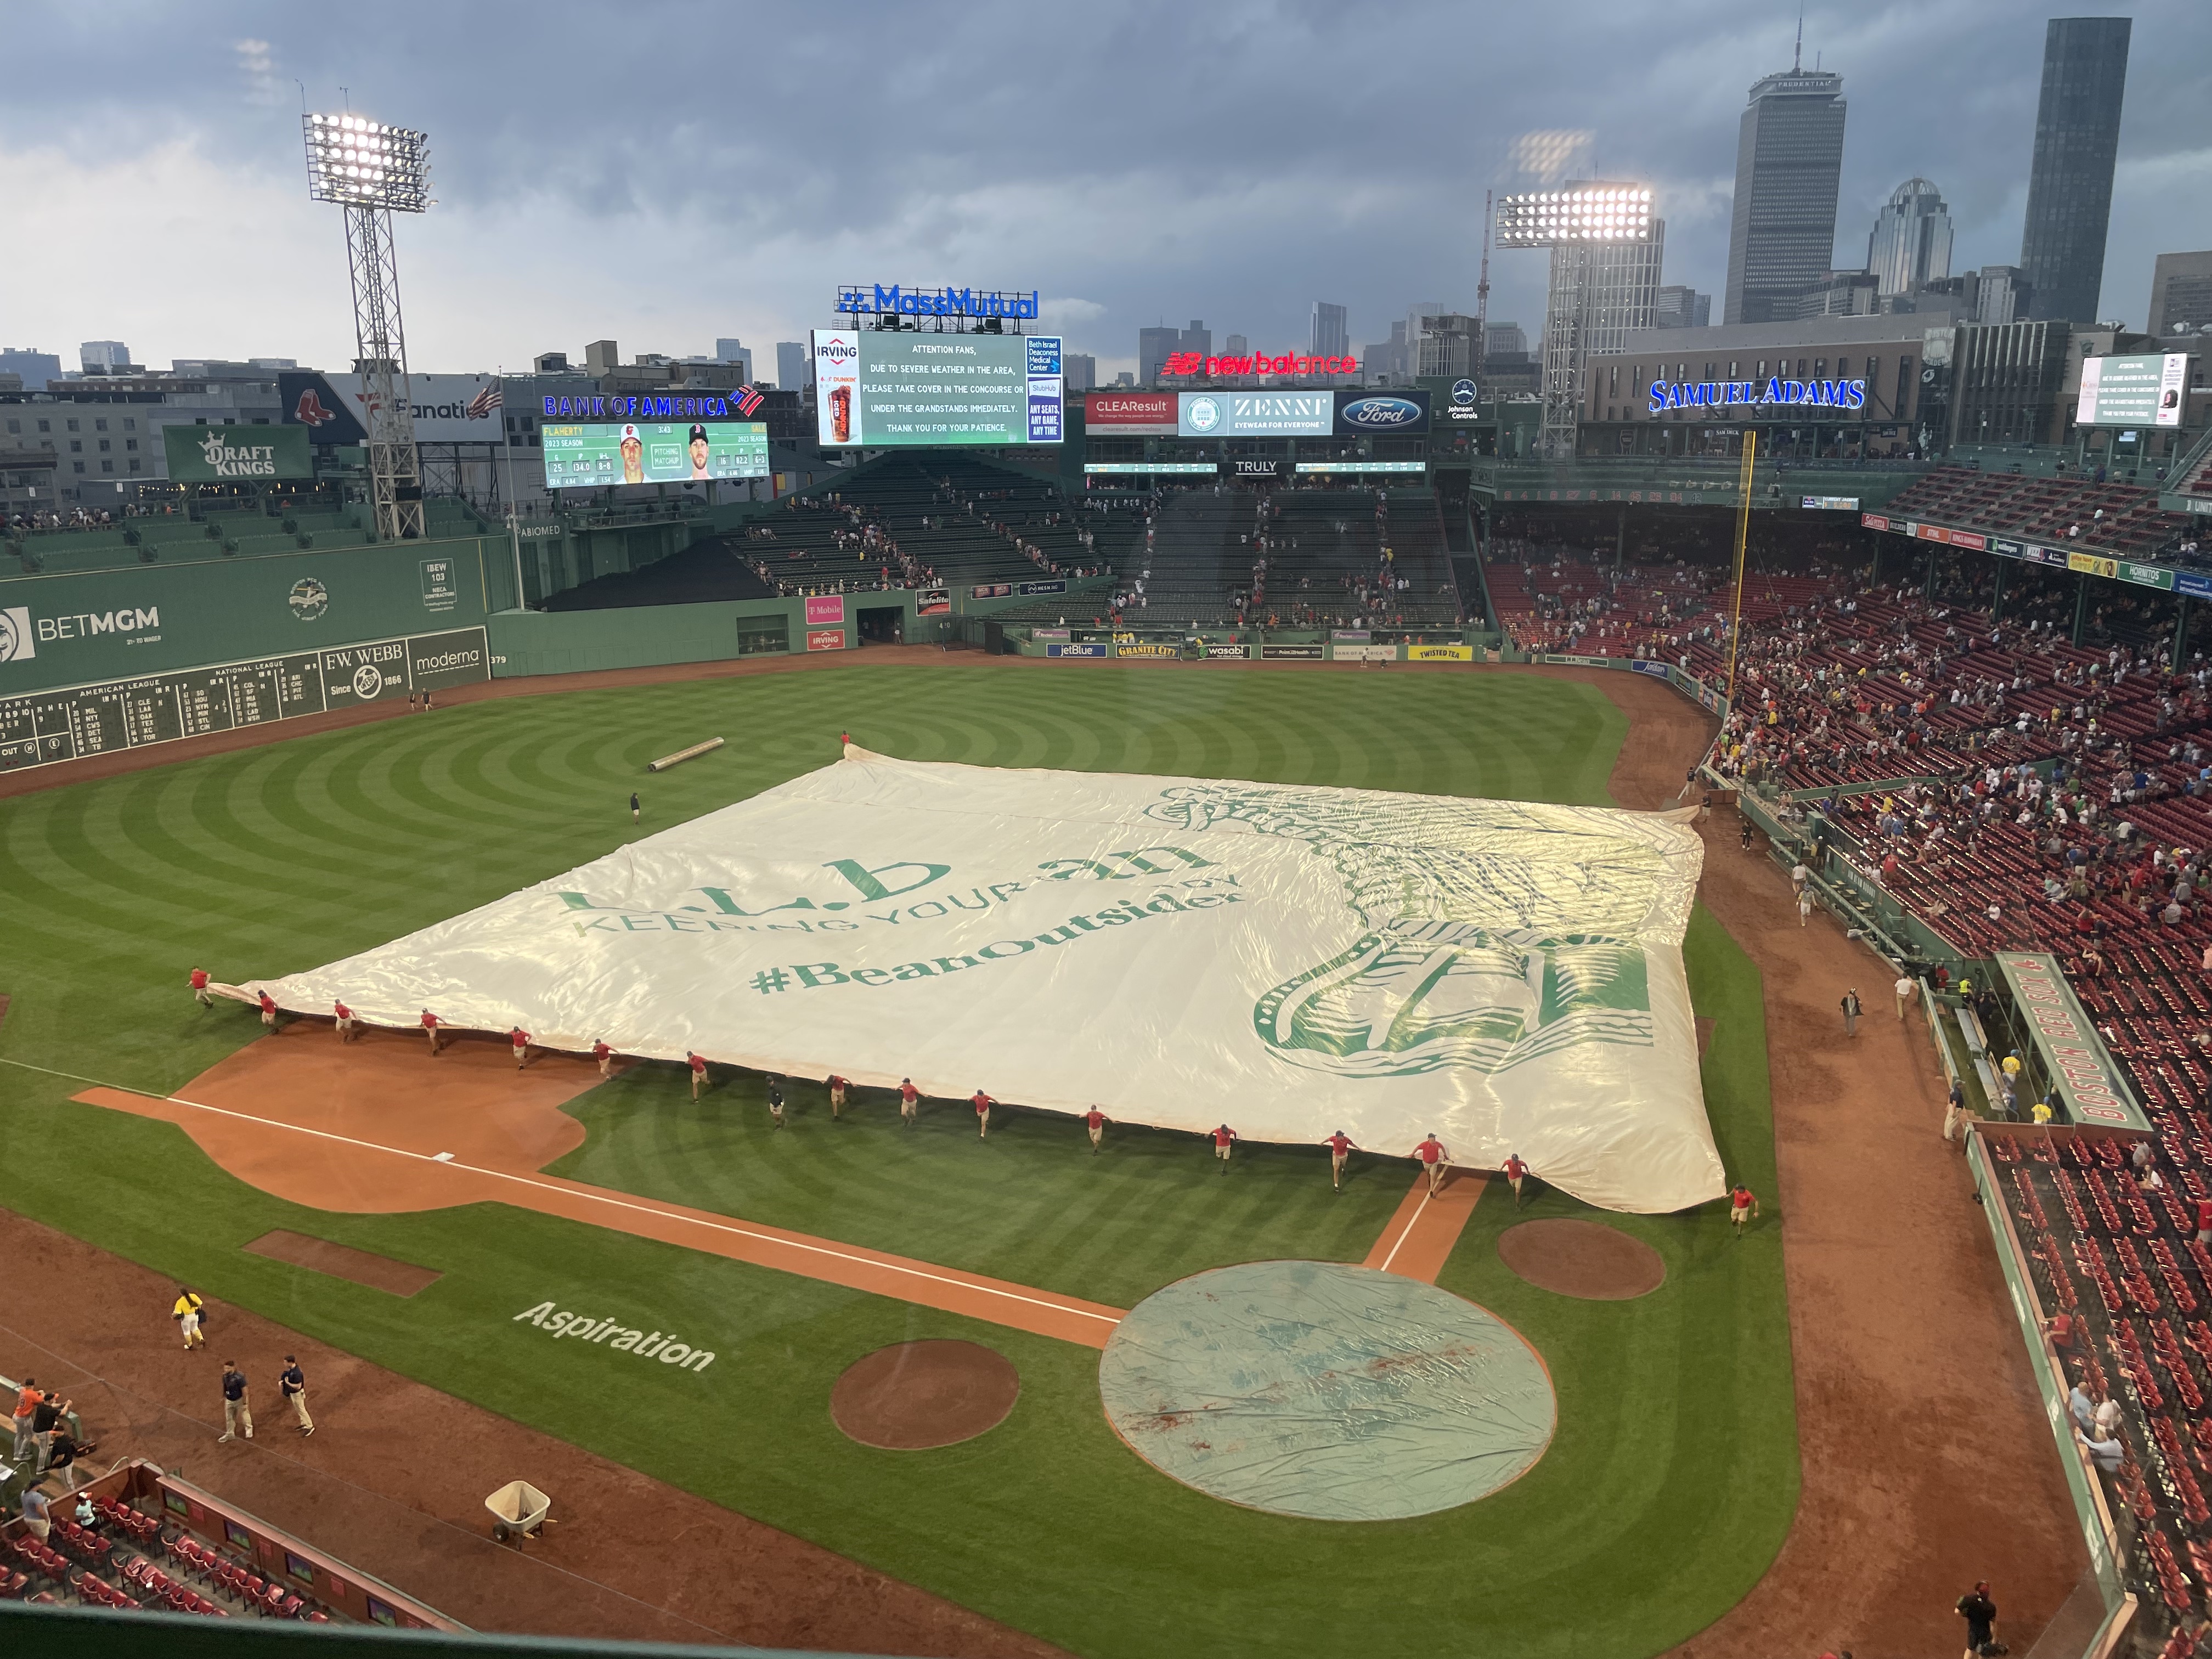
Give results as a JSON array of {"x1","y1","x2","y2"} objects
[
  {"x1": 1497, "y1": 184, "x2": 1663, "y2": 458},
  {"x1": 303, "y1": 112, "x2": 432, "y2": 539}
]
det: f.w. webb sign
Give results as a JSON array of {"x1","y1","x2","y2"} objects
[{"x1": 245, "y1": 748, "x2": 1721, "y2": 1214}]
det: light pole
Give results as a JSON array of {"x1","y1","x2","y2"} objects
[{"x1": 303, "y1": 112, "x2": 433, "y2": 541}]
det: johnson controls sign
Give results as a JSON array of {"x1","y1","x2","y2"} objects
[{"x1": 1646, "y1": 376, "x2": 1867, "y2": 415}]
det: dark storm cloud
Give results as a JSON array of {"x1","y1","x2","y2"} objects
[{"x1": 2, "y1": 0, "x2": 2204, "y2": 369}]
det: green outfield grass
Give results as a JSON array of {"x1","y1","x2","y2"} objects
[{"x1": 0, "y1": 663, "x2": 1792, "y2": 1659}]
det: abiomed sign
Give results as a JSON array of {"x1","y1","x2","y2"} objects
[{"x1": 1993, "y1": 952, "x2": 2153, "y2": 1133}]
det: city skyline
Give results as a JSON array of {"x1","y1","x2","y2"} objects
[{"x1": 1, "y1": 0, "x2": 2203, "y2": 383}]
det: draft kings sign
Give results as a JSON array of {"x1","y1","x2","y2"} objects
[{"x1": 242, "y1": 748, "x2": 1722, "y2": 1212}]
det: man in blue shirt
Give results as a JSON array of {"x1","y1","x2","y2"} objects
[{"x1": 218, "y1": 1361, "x2": 252, "y2": 1443}]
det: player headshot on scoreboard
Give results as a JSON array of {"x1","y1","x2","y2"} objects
[
  {"x1": 687, "y1": 424, "x2": 712, "y2": 479},
  {"x1": 619, "y1": 424, "x2": 645, "y2": 484}
]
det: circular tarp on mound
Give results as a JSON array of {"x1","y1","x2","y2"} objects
[
  {"x1": 1098, "y1": 1261, "x2": 1554, "y2": 1520},
  {"x1": 1497, "y1": 1220, "x2": 1667, "y2": 1300},
  {"x1": 832, "y1": 1340, "x2": 1019, "y2": 1450}
]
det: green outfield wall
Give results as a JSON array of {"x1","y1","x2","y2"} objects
[
  {"x1": 488, "y1": 592, "x2": 899, "y2": 678},
  {"x1": 0, "y1": 535, "x2": 506, "y2": 698}
]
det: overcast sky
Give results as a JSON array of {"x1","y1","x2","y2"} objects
[{"x1": 3, "y1": 0, "x2": 2205, "y2": 381}]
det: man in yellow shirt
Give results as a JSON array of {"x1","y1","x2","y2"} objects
[{"x1": 172, "y1": 1287, "x2": 206, "y2": 1350}]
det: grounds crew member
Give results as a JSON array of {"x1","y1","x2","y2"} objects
[
  {"x1": 1415, "y1": 1133, "x2": 1448, "y2": 1194},
  {"x1": 1730, "y1": 1184, "x2": 1759, "y2": 1239},
  {"x1": 189, "y1": 967, "x2": 213, "y2": 1007},
  {"x1": 173, "y1": 1286, "x2": 206, "y2": 1350},
  {"x1": 421, "y1": 1008, "x2": 442, "y2": 1056},
  {"x1": 828, "y1": 1074, "x2": 849, "y2": 1120},
  {"x1": 511, "y1": 1025, "x2": 531, "y2": 1069},
  {"x1": 258, "y1": 989, "x2": 279, "y2": 1031},
  {"x1": 334, "y1": 998, "x2": 356, "y2": 1042},
  {"x1": 687, "y1": 1051, "x2": 708, "y2": 1101},
  {"x1": 899, "y1": 1077, "x2": 919, "y2": 1126},
  {"x1": 592, "y1": 1039, "x2": 614, "y2": 1077},
  {"x1": 1212, "y1": 1123, "x2": 1237, "y2": 1172},
  {"x1": 1841, "y1": 988, "x2": 1863, "y2": 1036},
  {"x1": 218, "y1": 1361, "x2": 252, "y2": 1442},
  {"x1": 972, "y1": 1088, "x2": 996, "y2": 1139},
  {"x1": 1503, "y1": 1151, "x2": 1531, "y2": 1205},
  {"x1": 280, "y1": 1355, "x2": 313, "y2": 1437},
  {"x1": 1088, "y1": 1106, "x2": 1111, "y2": 1155},
  {"x1": 768, "y1": 1079, "x2": 788, "y2": 1128},
  {"x1": 1324, "y1": 1129, "x2": 1355, "y2": 1190}
]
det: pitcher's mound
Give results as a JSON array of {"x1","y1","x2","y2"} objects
[
  {"x1": 1498, "y1": 1220, "x2": 1666, "y2": 1300},
  {"x1": 832, "y1": 1340, "x2": 1019, "y2": 1450}
]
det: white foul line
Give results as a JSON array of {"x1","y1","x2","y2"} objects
[
  {"x1": 5, "y1": 1057, "x2": 1120, "y2": 1330},
  {"x1": 1375, "y1": 1186, "x2": 1435, "y2": 1276}
]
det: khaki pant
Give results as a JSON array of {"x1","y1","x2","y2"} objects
[
  {"x1": 1425, "y1": 1161, "x2": 1446, "y2": 1193},
  {"x1": 286, "y1": 1390, "x2": 313, "y2": 1432},
  {"x1": 222, "y1": 1399, "x2": 252, "y2": 1440},
  {"x1": 336, "y1": 1017, "x2": 353, "y2": 1042},
  {"x1": 425, "y1": 1026, "x2": 440, "y2": 1055},
  {"x1": 1944, "y1": 1103, "x2": 1968, "y2": 1143},
  {"x1": 180, "y1": 1312, "x2": 205, "y2": 1348},
  {"x1": 978, "y1": 1108, "x2": 991, "y2": 1138}
]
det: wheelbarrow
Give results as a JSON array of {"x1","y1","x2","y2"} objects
[{"x1": 486, "y1": 1479, "x2": 553, "y2": 1543}]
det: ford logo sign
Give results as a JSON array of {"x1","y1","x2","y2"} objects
[{"x1": 1340, "y1": 396, "x2": 1423, "y2": 428}]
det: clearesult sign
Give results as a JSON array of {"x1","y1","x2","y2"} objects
[
  {"x1": 163, "y1": 424, "x2": 313, "y2": 482},
  {"x1": 1993, "y1": 952, "x2": 2152, "y2": 1133}
]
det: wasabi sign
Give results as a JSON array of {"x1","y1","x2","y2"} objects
[
  {"x1": 1993, "y1": 952, "x2": 2152, "y2": 1132},
  {"x1": 241, "y1": 749, "x2": 1722, "y2": 1213},
  {"x1": 163, "y1": 424, "x2": 314, "y2": 482}
]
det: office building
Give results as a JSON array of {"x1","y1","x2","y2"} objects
[
  {"x1": 1415, "y1": 313, "x2": 1481, "y2": 379},
  {"x1": 1970, "y1": 267, "x2": 2034, "y2": 327},
  {"x1": 1722, "y1": 61, "x2": 1848, "y2": 325},
  {"x1": 1790, "y1": 272, "x2": 1882, "y2": 319},
  {"x1": 1948, "y1": 318, "x2": 2075, "y2": 446},
  {"x1": 1177, "y1": 320, "x2": 1211, "y2": 363},
  {"x1": 1310, "y1": 302, "x2": 1348, "y2": 360},
  {"x1": 0, "y1": 347, "x2": 63, "y2": 391},
  {"x1": 1138, "y1": 326, "x2": 1180, "y2": 383},
  {"x1": 1484, "y1": 321, "x2": 1530, "y2": 359},
  {"x1": 80, "y1": 341, "x2": 133, "y2": 373},
  {"x1": 1359, "y1": 320, "x2": 1409, "y2": 381},
  {"x1": 712, "y1": 338, "x2": 754, "y2": 382},
  {"x1": 1867, "y1": 178, "x2": 1954, "y2": 296},
  {"x1": 775, "y1": 341, "x2": 811, "y2": 393},
  {"x1": 1063, "y1": 353, "x2": 1096, "y2": 391},
  {"x1": 2018, "y1": 16, "x2": 2131, "y2": 323},
  {"x1": 2149, "y1": 252, "x2": 2212, "y2": 334},
  {"x1": 1224, "y1": 334, "x2": 1249, "y2": 358},
  {"x1": 1655, "y1": 287, "x2": 1712, "y2": 329}
]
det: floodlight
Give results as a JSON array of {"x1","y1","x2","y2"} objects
[
  {"x1": 303, "y1": 111, "x2": 433, "y2": 213},
  {"x1": 1496, "y1": 180, "x2": 1653, "y2": 248}
]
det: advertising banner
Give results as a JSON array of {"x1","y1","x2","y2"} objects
[
  {"x1": 1261, "y1": 644, "x2": 1324, "y2": 659},
  {"x1": 280, "y1": 371, "x2": 507, "y2": 445},
  {"x1": 1205, "y1": 644, "x2": 1251, "y2": 659},
  {"x1": 1046, "y1": 642, "x2": 1107, "y2": 657},
  {"x1": 917, "y1": 588, "x2": 951, "y2": 616},
  {"x1": 162, "y1": 424, "x2": 314, "y2": 483},
  {"x1": 2178, "y1": 571, "x2": 2212, "y2": 601},
  {"x1": 1949, "y1": 531, "x2": 1987, "y2": 551},
  {"x1": 245, "y1": 749, "x2": 1723, "y2": 1212},
  {"x1": 2121, "y1": 562, "x2": 2175, "y2": 591},
  {"x1": 2076, "y1": 352, "x2": 2188, "y2": 428},
  {"x1": 1407, "y1": 644, "x2": 1473, "y2": 662},
  {"x1": 1082, "y1": 393, "x2": 1178, "y2": 435},
  {"x1": 812, "y1": 330, "x2": 1062, "y2": 447},
  {"x1": 1333, "y1": 390, "x2": 1431, "y2": 436},
  {"x1": 1800, "y1": 496, "x2": 1860, "y2": 510},
  {"x1": 805, "y1": 595, "x2": 847, "y2": 625},
  {"x1": 1116, "y1": 642, "x2": 1181, "y2": 659},
  {"x1": 971, "y1": 583, "x2": 1013, "y2": 600},
  {"x1": 1017, "y1": 579, "x2": 1066, "y2": 597},
  {"x1": 1993, "y1": 953, "x2": 2152, "y2": 1132},
  {"x1": 805, "y1": 629, "x2": 845, "y2": 652},
  {"x1": 1178, "y1": 391, "x2": 1333, "y2": 438},
  {"x1": 1030, "y1": 628, "x2": 1071, "y2": 640},
  {"x1": 1860, "y1": 514, "x2": 1890, "y2": 532},
  {"x1": 2068, "y1": 552, "x2": 2119, "y2": 578},
  {"x1": 543, "y1": 419, "x2": 768, "y2": 486},
  {"x1": 1334, "y1": 644, "x2": 1397, "y2": 662},
  {"x1": 406, "y1": 627, "x2": 492, "y2": 690},
  {"x1": 419, "y1": 558, "x2": 460, "y2": 614}
]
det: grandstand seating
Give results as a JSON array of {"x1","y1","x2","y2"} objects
[{"x1": 1886, "y1": 466, "x2": 2198, "y2": 562}]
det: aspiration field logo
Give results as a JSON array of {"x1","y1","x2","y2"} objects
[{"x1": 512, "y1": 1301, "x2": 716, "y2": 1373}]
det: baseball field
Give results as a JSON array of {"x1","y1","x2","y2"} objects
[{"x1": 0, "y1": 661, "x2": 1801, "y2": 1656}]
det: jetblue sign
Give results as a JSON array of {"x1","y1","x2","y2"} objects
[
  {"x1": 1647, "y1": 376, "x2": 1867, "y2": 414},
  {"x1": 834, "y1": 285, "x2": 1040, "y2": 321}
]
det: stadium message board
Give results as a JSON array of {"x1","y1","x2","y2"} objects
[
  {"x1": 811, "y1": 331, "x2": 1063, "y2": 447},
  {"x1": 2076, "y1": 353, "x2": 2188, "y2": 428},
  {"x1": 542, "y1": 419, "x2": 768, "y2": 487},
  {"x1": 0, "y1": 626, "x2": 488, "y2": 774},
  {"x1": 161, "y1": 424, "x2": 314, "y2": 482}
]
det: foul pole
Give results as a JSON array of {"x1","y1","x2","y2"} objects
[{"x1": 1723, "y1": 430, "x2": 1758, "y2": 709}]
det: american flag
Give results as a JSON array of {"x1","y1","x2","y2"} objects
[
  {"x1": 735, "y1": 383, "x2": 764, "y2": 416},
  {"x1": 467, "y1": 382, "x2": 504, "y2": 419}
]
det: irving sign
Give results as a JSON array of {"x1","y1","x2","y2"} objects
[{"x1": 163, "y1": 424, "x2": 313, "y2": 483}]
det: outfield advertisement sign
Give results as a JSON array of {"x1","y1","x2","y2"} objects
[
  {"x1": 0, "y1": 625, "x2": 489, "y2": 774},
  {"x1": 244, "y1": 749, "x2": 1723, "y2": 1212},
  {"x1": 1047, "y1": 642, "x2": 1106, "y2": 657},
  {"x1": 162, "y1": 424, "x2": 314, "y2": 482},
  {"x1": 811, "y1": 330, "x2": 1062, "y2": 447},
  {"x1": 1993, "y1": 952, "x2": 2153, "y2": 1132},
  {"x1": 1407, "y1": 644, "x2": 1472, "y2": 662},
  {"x1": 1261, "y1": 644, "x2": 1323, "y2": 659}
]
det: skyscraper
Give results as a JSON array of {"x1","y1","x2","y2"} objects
[
  {"x1": 775, "y1": 341, "x2": 811, "y2": 392},
  {"x1": 1138, "y1": 325, "x2": 1181, "y2": 382},
  {"x1": 1867, "y1": 179, "x2": 1955, "y2": 296},
  {"x1": 2018, "y1": 16, "x2": 2131, "y2": 323},
  {"x1": 1654, "y1": 286, "x2": 1712, "y2": 329},
  {"x1": 1722, "y1": 57, "x2": 1847, "y2": 326},
  {"x1": 1310, "y1": 302, "x2": 1348, "y2": 360},
  {"x1": 1063, "y1": 353, "x2": 1097, "y2": 391},
  {"x1": 2149, "y1": 251, "x2": 2212, "y2": 335}
]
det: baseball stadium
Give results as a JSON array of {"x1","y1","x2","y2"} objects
[{"x1": 19, "y1": 381, "x2": 2212, "y2": 1659}]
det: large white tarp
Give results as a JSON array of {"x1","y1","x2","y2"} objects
[{"x1": 247, "y1": 748, "x2": 1723, "y2": 1212}]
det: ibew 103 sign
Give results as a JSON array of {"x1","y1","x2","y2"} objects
[{"x1": 1647, "y1": 376, "x2": 1867, "y2": 414}]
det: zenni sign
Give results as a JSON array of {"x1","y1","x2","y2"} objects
[
  {"x1": 1164, "y1": 352, "x2": 1358, "y2": 377},
  {"x1": 1647, "y1": 376, "x2": 1867, "y2": 414},
  {"x1": 834, "y1": 285, "x2": 1040, "y2": 321}
]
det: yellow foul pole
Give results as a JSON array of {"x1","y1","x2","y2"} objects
[{"x1": 1723, "y1": 430, "x2": 1758, "y2": 710}]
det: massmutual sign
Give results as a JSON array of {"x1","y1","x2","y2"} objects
[{"x1": 163, "y1": 423, "x2": 314, "y2": 483}]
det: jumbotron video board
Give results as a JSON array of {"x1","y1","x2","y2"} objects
[
  {"x1": 541, "y1": 419, "x2": 769, "y2": 487},
  {"x1": 811, "y1": 331, "x2": 1063, "y2": 447}
]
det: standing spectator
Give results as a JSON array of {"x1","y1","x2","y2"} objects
[
  {"x1": 19, "y1": 1483, "x2": 50, "y2": 1543},
  {"x1": 1841, "y1": 988, "x2": 1864, "y2": 1036},
  {"x1": 2094, "y1": 1387, "x2": 2123, "y2": 1442},
  {"x1": 173, "y1": 1286, "x2": 206, "y2": 1350},
  {"x1": 11, "y1": 1376, "x2": 39, "y2": 1463},
  {"x1": 30, "y1": 1390, "x2": 69, "y2": 1473},
  {"x1": 1211, "y1": 1122, "x2": 1238, "y2": 1173},
  {"x1": 1798, "y1": 890, "x2": 1813, "y2": 928},
  {"x1": 279, "y1": 1356, "x2": 313, "y2": 1437},
  {"x1": 1956, "y1": 1582, "x2": 2000, "y2": 1657},
  {"x1": 1894, "y1": 973, "x2": 1916, "y2": 1020},
  {"x1": 1790, "y1": 860, "x2": 1810, "y2": 895},
  {"x1": 218, "y1": 1361, "x2": 252, "y2": 1442},
  {"x1": 44, "y1": 1422, "x2": 83, "y2": 1491}
]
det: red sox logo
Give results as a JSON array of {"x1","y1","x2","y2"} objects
[{"x1": 294, "y1": 388, "x2": 337, "y2": 426}]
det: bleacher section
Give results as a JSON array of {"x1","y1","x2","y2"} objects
[
  {"x1": 1887, "y1": 466, "x2": 2199, "y2": 563},
  {"x1": 8, "y1": 501, "x2": 490, "y2": 577}
]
